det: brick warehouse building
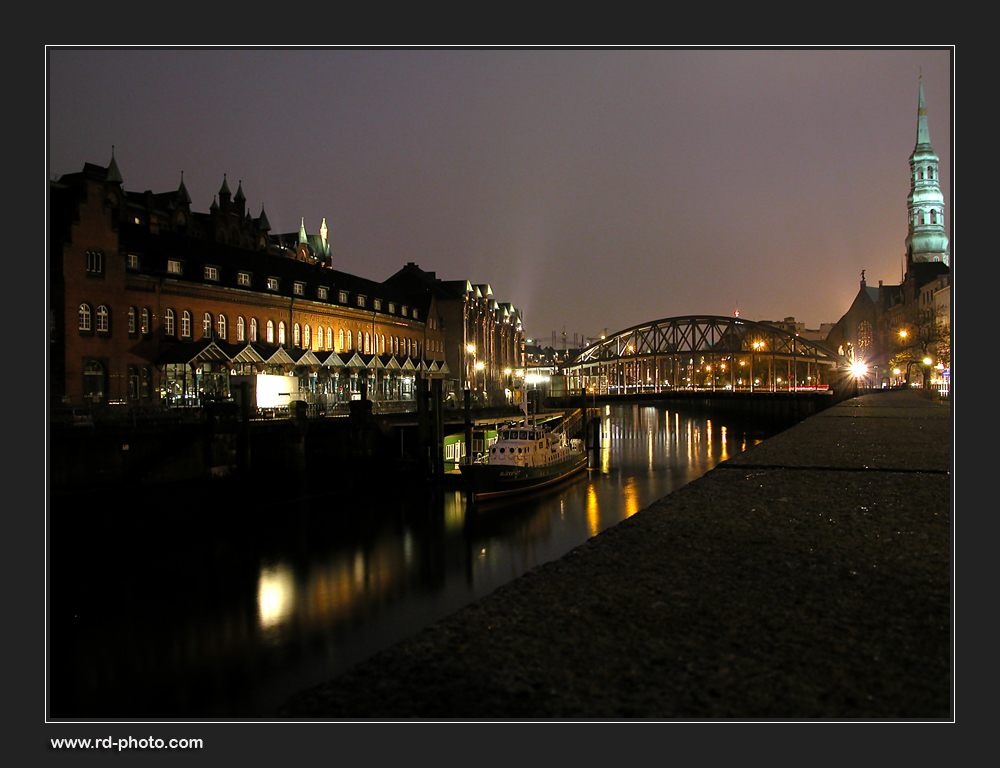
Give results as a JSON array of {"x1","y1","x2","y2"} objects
[{"x1": 48, "y1": 152, "x2": 525, "y2": 413}]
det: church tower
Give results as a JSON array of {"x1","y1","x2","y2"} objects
[{"x1": 905, "y1": 75, "x2": 949, "y2": 267}]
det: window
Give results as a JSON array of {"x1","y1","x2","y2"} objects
[
  {"x1": 238, "y1": 271, "x2": 251, "y2": 286},
  {"x1": 127, "y1": 253, "x2": 140, "y2": 270},
  {"x1": 140, "y1": 308, "x2": 150, "y2": 335},
  {"x1": 318, "y1": 286, "x2": 328, "y2": 300},
  {"x1": 326, "y1": 327, "x2": 333, "y2": 350},
  {"x1": 237, "y1": 316, "x2": 246, "y2": 342},
  {"x1": 78, "y1": 303, "x2": 92, "y2": 332},
  {"x1": 167, "y1": 259, "x2": 182, "y2": 275},
  {"x1": 250, "y1": 318, "x2": 258, "y2": 342},
  {"x1": 267, "y1": 277, "x2": 279, "y2": 291},
  {"x1": 402, "y1": 306, "x2": 408, "y2": 317},
  {"x1": 86, "y1": 250, "x2": 103, "y2": 274},
  {"x1": 412, "y1": 309, "x2": 419, "y2": 320},
  {"x1": 205, "y1": 265, "x2": 219, "y2": 281},
  {"x1": 858, "y1": 321, "x2": 873, "y2": 348},
  {"x1": 339, "y1": 290, "x2": 348, "y2": 303},
  {"x1": 294, "y1": 282, "x2": 305, "y2": 296},
  {"x1": 303, "y1": 325, "x2": 311, "y2": 349},
  {"x1": 266, "y1": 320, "x2": 274, "y2": 343},
  {"x1": 164, "y1": 309, "x2": 175, "y2": 337},
  {"x1": 128, "y1": 366, "x2": 139, "y2": 401},
  {"x1": 364, "y1": 332, "x2": 370, "y2": 354},
  {"x1": 96, "y1": 305, "x2": 110, "y2": 333},
  {"x1": 339, "y1": 328, "x2": 345, "y2": 351},
  {"x1": 128, "y1": 307, "x2": 137, "y2": 335},
  {"x1": 294, "y1": 323, "x2": 301, "y2": 347},
  {"x1": 278, "y1": 321, "x2": 286, "y2": 345},
  {"x1": 217, "y1": 314, "x2": 227, "y2": 340},
  {"x1": 203, "y1": 312, "x2": 213, "y2": 339},
  {"x1": 373, "y1": 299, "x2": 381, "y2": 311},
  {"x1": 181, "y1": 310, "x2": 192, "y2": 338},
  {"x1": 388, "y1": 303, "x2": 395, "y2": 314},
  {"x1": 141, "y1": 367, "x2": 152, "y2": 400},
  {"x1": 357, "y1": 295, "x2": 366, "y2": 308},
  {"x1": 347, "y1": 330, "x2": 353, "y2": 351},
  {"x1": 83, "y1": 361, "x2": 104, "y2": 404}
]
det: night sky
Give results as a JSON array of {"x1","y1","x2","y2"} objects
[{"x1": 46, "y1": 47, "x2": 952, "y2": 345}]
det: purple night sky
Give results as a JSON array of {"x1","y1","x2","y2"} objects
[{"x1": 46, "y1": 47, "x2": 952, "y2": 345}]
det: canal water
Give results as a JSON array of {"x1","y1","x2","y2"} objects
[{"x1": 48, "y1": 402, "x2": 786, "y2": 719}]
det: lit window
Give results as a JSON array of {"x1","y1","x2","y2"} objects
[
  {"x1": 203, "y1": 312, "x2": 213, "y2": 338},
  {"x1": 318, "y1": 286, "x2": 328, "y2": 300},
  {"x1": 278, "y1": 321, "x2": 286, "y2": 345},
  {"x1": 267, "y1": 277, "x2": 279, "y2": 291},
  {"x1": 167, "y1": 260, "x2": 182, "y2": 275},
  {"x1": 217, "y1": 314, "x2": 227, "y2": 340},
  {"x1": 402, "y1": 306, "x2": 408, "y2": 317},
  {"x1": 181, "y1": 310, "x2": 192, "y2": 338},
  {"x1": 237, "y1": 316, "x2": 246, "y2": 342},
  {"x1": 205, "y1": 265, "x2": 219, "y2": 281},
  {"x1": 304, "y1": 325, "x2": 311, "y2": 349},
  {"x1": 164, "y1": 309, "x2": 175, "y2": 337},
  {"x1": 339, "y1": 328, "x2": 344, "y2": 351},
  {"x1": 128, "y1": 307, "x2": 137, "y2": 335},
  {"x1": 127, "y1": 253, "x2": 140, "y2": 270},
  {"x1": 294, "y1": 323, "x2": 301, "y2": 347},
  {"x1": 238, "y1": 272, "x2": 251, "y2": 286},
  {"x1": 326, "y1": 327, "x2": 333, "y2": 350},
  {"x1": 140, "y1": 308, "x2": 150, "y2": 335},
  {"x1": 294, "y1": 282, "x2": 305, "y2": 296},
  {"x1": 266, "y1": 320, "x2": 274, "y2": 343},
  {"x1": 339, "y1": 290, "x2": 348, "y2": 303},
  {"x1": 388, "y1": 303, "x2": 395, "y2": 314},
  {"x1": 357, "y1": 295, "x2": 366, "y2": 308},
  {"x1": 250, "y1": 318, "x2": 258, "y2": 342}
]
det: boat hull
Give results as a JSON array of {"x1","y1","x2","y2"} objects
[{"x1": 459, "y1": 453, "x2": 588, "y2": 502}]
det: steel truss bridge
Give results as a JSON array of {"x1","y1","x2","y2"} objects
[{"x1": 561, "y1": 315, "x2": 847, "y2": 396}]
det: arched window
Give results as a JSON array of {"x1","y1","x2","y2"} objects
[
  {"x1": 339, "y1": 328, "x2": 345, "y2": 351},
  {"x1": 203, "y1": 312, "x2": 213, "y2": 339},
  {"x1": 250, "y1": 318, "x2": 258, "y2": 342},
  {"x1": 217, "y1": 313, "x2": 227, "y2": 340},
  {"x1": 266, "y1": 320, "x2": 274, "y2": 343},
  {"x1": 181, "y1": 310, "x2": 192, "y2": 338},
  {"x1": 303, "y1": 324, "x2": 311, "y2": 349},
  {"x1": 141, "y1": 367, "x2": 152, "y2": 400},
  {"x1": 78, "y1": 303, "x2": 92, "y2": 332},
  {"x1": 380, "y1": 334, "x2": 385, "y2": 355},
  {"x1": 858, "y1": 321, "x2": 873, "y2": 348},
  {"x1": 237, "y1": 316, "x2": 246, "y2": 342},
  {"x1": 164, "y1": 308, "x2": 176, "y2": 337},
  {"x1": 294, "y1": 323, "x2": 301, "y2": 347},
  {"x1": 278, "y1": 321, "x2": 286, "y2": 346},
  {"x1": 96, "y1": 305, "x2": 110, "y2": 333},
  {"x1": 128, "y1": 307, "x2": 137, "y2": 335},
  {"x1": 83, "y1": 360, "x2": 104, "y2": 404},
  {"x1": 128, "y1": 365, "x2": 139, "y2": 401},
  {"x1": 326, "y1": 327, "x2": 333, "y2": 350},
  {"x1": 347, "y1": 330, "x2": 353, "y2": 351},
  {"x1": 364, "y1": 332, "x2": 370, "y2": 354},
  {"x1": 141, "y1": 308, "x2": 150, "y2": 335}
]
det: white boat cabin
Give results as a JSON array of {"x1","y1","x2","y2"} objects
[{"x1": 485, "y1": 423, "x2": 582, "y2": 468}]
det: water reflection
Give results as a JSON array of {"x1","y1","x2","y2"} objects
[{"x1": 48, "y1": 403, "x2": 773, "y2": 719}]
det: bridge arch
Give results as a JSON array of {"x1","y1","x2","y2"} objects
[{"x1": 561, "y1": 315, "x2": 846, "y2": 395}]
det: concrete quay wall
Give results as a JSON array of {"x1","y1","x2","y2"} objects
[{"x1": 278, "y1": 389, "x2": 952, "y2": 720}]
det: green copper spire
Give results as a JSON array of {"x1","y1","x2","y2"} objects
[{"x1": 905, "y1": 75, "x2": 949, "y2": 266}]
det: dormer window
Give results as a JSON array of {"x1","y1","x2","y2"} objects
[
  {"x1": 339, "y1": 290, "x2": 349, "y2": 303},
  {"x1": 167, "y1": 259, "x2": 182, "y2": 275},
  {"x1": 238, "y1": 271, "x2": 251, "y2": 286},
  {"x1": 267, "y1": 277, "x2": 279, "y2": 291},
  {"x1": 357, "y1": 295, "x2": 366, "y2": 308},
  {"x1": 318, "y1": 286, "x2": 328, "y2": 300},
  {"x1": 294, "y1": 281, "x2": 305, "y2": 296},
  {"x1": 205, "y1": 265, "x2": 219, "y2": 281}
]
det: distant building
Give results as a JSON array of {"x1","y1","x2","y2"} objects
[
  {"x1": 49, "y1": 154, "x2": 521, "y2": 412},
  {"x1": 827, "y1": 76, "x2": 951, "y2": 392}
]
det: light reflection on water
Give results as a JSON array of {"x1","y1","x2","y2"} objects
[{"x1": 49, "y1": 403, "x2": 776, "y2": 719}]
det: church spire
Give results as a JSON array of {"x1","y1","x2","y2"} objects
[{"x1": 905, "y1": 75, "x2": 949, "y2": 267}]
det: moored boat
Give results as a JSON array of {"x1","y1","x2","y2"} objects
[{"x1": 459, "y1": 418, "x2": 588, "y2": 502}]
